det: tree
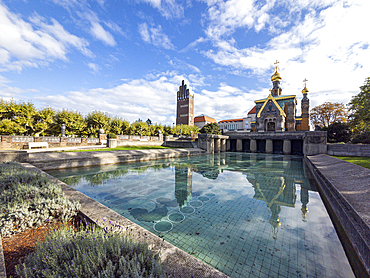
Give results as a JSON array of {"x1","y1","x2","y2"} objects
[
  {"x1": 322, "y1": 122, "x2": 352, "y2": 143},
  {"x1": 85, "y1": 111, "x2": 112, "y2": 137},
  {"x1": 51, "y1": 109, "x2": 86, "y2": 137},
  {"x1": 173, "y1": 124, "x2": 200, "y2": 136},
  {"x1": 200, "y1": 122, "x2": 221, "y2": 135},
  {"x1": 348, "y1": 77, "x2": 370, "y2": 133},
  {"x1": 128, "y1": 121, "x2": 149, "y2": 136},
  {"x1": 310, "y1": 102, "x2": 348, "y2": 128}
]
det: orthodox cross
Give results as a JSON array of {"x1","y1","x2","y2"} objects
[
  {"x1": 274, "y1": 60, "x2": 279, "y2": 71},
  {"x1": 303, "y1": 78, "x2": 308, "y2": 87}
]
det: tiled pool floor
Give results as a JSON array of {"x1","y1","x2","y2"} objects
[{"x1": 47, "y1": 153, "x2": 354, "y2": 278}]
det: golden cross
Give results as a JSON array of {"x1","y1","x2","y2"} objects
[
  {"x1": 274, "y1": 60, "x2": 279, "y2": 66},
  {"x1": 303, "y1": 78, "x2": 308, "y2": 87}
]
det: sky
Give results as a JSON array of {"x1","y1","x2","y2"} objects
[{"x1": 0, "y1": 0, "x2": 369, "y2": 126}]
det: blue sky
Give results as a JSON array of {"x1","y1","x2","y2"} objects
[{"x1": 0, "y1": 0, "x2": 369, "y2": 125}]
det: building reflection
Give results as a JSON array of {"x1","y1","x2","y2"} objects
[
  {"x1": 246, "y1": 155, "x2": 311, "y2": 239},
  {"x1": 174, "y1": 165, "x2": 193, "y2": 207},
  {"x1": 173, "y1": 154, "x2": 312, "y2": 239}
]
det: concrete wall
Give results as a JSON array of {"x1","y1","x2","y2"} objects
[
  {"x1": 163, "y1": 140, "x2": 194, "y2": 148},
  {"x1": 328, "y1": 143, "x2": 370, "y2": 157},
  {"x1": 224, "y1": 131, "x2": 327, "y2": 156}
]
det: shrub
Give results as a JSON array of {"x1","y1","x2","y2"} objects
[
  {"x1": 351, "y1": 132, "x2": 370, "y2": 144},
  {"x1": 200, "y1": 122, "x2": 221, "y2": 135},
  {"x1": 16, "y1": 223, "x2": 167, "y2": 277},
  {"x1": 322, "y1": 122, "x2": 352, "y2": 143},
  {"x1": 0, "y1": 162, "x2": 80, "y2": 237},
  {"x1": 107, "y1": 133, "x2": 117, "y2": 139}
]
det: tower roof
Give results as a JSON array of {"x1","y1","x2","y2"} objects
[{"x1": 271, "y1": 69, "x2": 282, "y2": 82}]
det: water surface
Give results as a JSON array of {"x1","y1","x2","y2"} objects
[{"x1": 47, "y1": 153, "x2": 354, "y2": 278}]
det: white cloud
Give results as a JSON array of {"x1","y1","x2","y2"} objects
[
  {"x1": 138, "y1": 23, "x2": 175, "y2": 49},
  {"x1": 90, "y1": 21, "x2": 116, "y2": 46},
  {"x1": 35, "y1": 72, "x2": 184, "y2": 124},
  {"x1": 200, "y1": 0, "x2": 370, "y2": 110},
  {"x1": 87, "y1": 62, "x2": 100, "y2": 73},
  {"x1": 0, "y1": 3, "x2": 92, "y2": 72},
  {"x1": 195, "y1": 83, "x2": 267, "y2": 121},
  {"x1": 140, "y1": 0, "x2": 184, "y2": 19}
]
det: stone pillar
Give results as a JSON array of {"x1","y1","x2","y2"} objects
[
  {"x1": 226, "y1": 140, "x2": 230, "y2": 151},
  {"x1": 214, "y1": 138, "x2": 221, "y2": 153},
  {"x1": 266, "y1": 139, "x2": 273, "y2": 154},
  {"x1": 60, "y1": 137, "x2": 67, "y2": 147},
  {"x1": 221, "y1": 139, "x2": 226, "y2": 152},
  {"x1": 236, "y1": 139, "x2": 242, "y2": 152},
  {"x1": 283, "y1": 139, "x2": 291, "y2": 155},
  {"x1": 250, "y1": 139, "x2": 257, "y2": 153}
]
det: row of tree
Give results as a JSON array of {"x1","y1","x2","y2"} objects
[
  {"x1": 310, "y1": 77, "x2": 370, "y2": 144},
  {"x1": 0, "y1": 99, "x2": 200, "y2": 137}
]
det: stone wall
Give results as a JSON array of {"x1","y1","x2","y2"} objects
[
  {"x1": 327, "y1": 143, "x2": 370, "y2": 157},
  {"x1": 0, "y1": 135, "x2": 163, "y2": 150}
]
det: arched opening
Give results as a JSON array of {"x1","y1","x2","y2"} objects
[{"x1": 267, "y1": 122, "x2": 275, "y2": 131}]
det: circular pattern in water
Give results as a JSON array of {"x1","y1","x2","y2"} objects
[
  {"x1": 198, "y1": 196, "x2": 210, "y2": 202},
  {"x1": 168, "y1": 212, "x2": 185, "y2": 223},
  {"x1": 205, "y1": 193, "x2": 216, "y2": 197},
  {"x1": 180, "y1": 206, "x2": 195, "y2": 214},
  {"x1": 153, "y1": 221, "x2": 173, "y2": 233},
  {"x1": 189, "y1": 201, "x2": 203, "y2": 208}
]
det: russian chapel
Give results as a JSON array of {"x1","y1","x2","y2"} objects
[{"x1": 255, "y1": 62, "x2": 310, "y2": 132}]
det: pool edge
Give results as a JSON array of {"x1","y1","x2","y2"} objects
[{"x1": 305, "y1": 154, "x2": 370, "y2": 278}]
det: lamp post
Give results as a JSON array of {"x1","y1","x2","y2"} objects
[{"x1": 61, "y1": 124, "x2": 66, "y2": 137}]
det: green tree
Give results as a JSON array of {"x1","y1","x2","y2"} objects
[
  {"x1": 85, "y1": 111, "x2": 112, "y2": 137},
  {"x1": 322, "y1": 122, "x2": 352, "y2": 143},
  {"x1": 310, "y1": 102, "x2": 348, "y2": 128},
  {"x1": 348, "y1": 77, "x2": 370, "y2": 133},
  {"x1": 34, "y1": 107, "x2": 55, "y2": 136},
  {"x1": 173, "y1": 124, "x2": 200, "y2": 136},
  {"x1": 200, "y1": 122, "x2": 221, "y2": 135},
  {"x1": 52, "y1": 109, "x2": 86, "y2": 136},
  {"x1": 128, "y1": 121, "x2": 150, "y2": 136}
]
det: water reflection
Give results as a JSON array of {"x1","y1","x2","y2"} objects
[{"x1": 57, "y1": 153, "x2": 313, "y2": 238}]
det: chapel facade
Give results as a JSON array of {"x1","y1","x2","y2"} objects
[{"x1": 254, "y1": 63, "x2": 310, "y2": 132}]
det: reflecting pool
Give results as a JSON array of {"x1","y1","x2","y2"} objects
[{"x1": 47, "y1": 153, "x2": 354, "y2": 278}]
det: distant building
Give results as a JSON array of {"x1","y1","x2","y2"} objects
[
  {"x1": 218, "y1": 118, "x2": 244, "y2": 131},
  {"x1": 243, "y1": 106, "x2": 256, "y2": 131},
  {"x1": 194, "y1": 115, "x2": 217, "y2": 129},
  {"x1": 176, "y1": 80, "x2": 194, "y2": 126}
]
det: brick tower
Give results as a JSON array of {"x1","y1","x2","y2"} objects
[{"x1": 176, "y1": 80, "x2": 194, "y2": 126}]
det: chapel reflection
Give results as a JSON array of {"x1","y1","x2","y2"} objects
[{"x1": 246, "y1": 155, "x2": 311, "y2": 239}]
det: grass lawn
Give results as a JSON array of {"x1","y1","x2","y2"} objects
[
  {"x1": 334, "y1": 156, "x2": 370, "y2": 170},
  {"x1": 65, "y1": 145, "x2": 179, "y2": 152}
]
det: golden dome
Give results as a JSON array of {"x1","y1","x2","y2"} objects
[
  {"x1": 271, "y1": 69, "x2": 282, "y2": 82},
  {"x1": 302, "y1": 86, "x2": 309, "y2": 94}
]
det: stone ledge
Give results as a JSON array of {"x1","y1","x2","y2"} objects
[
  {"x1": 0, "y1": 234, "x2": 5, "y2": 278},
  {"x1": 305, "y1": 154, "x2": 370, "y2": 278},
  {"x1": 27, "y1": 148, "x2": 206, "y2": 170},
  {"x1": 20, "y1": 163, "x2": 228, "y2": 278}
]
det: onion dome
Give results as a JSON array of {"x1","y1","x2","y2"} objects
[
  {"x1": 302, "y1": 86, "x2": 309, "y2": 95},
  {"x1": 271, "y1": 69, "x2": 282, "y2": 82}
]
